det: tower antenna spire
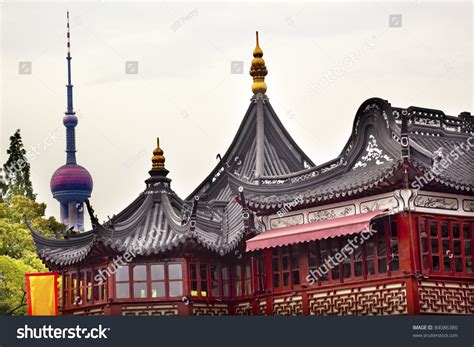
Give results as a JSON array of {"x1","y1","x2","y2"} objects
[
  {"x1": 66, "y1": 11, "x2": 74, "y2": 114},
  {"x1": 51, "y1": 11, "x2": 93, "y2": 233}
]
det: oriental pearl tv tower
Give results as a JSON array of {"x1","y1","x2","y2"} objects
[{"x1": 50, "y1": 12, "x2": 93, "y2": 231}]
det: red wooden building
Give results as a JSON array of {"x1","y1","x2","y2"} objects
[{"x1": 30, "y1": 31, "x2": 474, "y2": 316}]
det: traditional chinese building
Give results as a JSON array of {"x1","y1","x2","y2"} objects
[{"x1": 30, "y1": 22, "x2": 474, "y2": 316}]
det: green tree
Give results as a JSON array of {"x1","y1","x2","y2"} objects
[
  {"x1": 3, "y1": 130, "x2": 35, "y2": 200},
  {"x1": 0, "y1": 195, "x2": 64, "y2": 315},
  {"x1": 0, "y1": 255, "x2": 36, "y2": 315}
]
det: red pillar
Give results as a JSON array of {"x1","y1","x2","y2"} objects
[
  {"x1": 264, "y1": 248, "x2": 273, "y2": 315},
  {"x1": 396, "y1": 212, "x2": 420, "y2": 315},
  {"x1": 299, "y1": 244, "x2": 310, "y2": 315}
]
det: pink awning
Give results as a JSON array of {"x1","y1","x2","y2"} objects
[{"x1": 246, "y1": 210, "x2": 387, "y2": 252}]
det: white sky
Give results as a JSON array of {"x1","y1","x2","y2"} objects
[{"x1": 1, "y1": 1, "x2": 472, "y2": 229}]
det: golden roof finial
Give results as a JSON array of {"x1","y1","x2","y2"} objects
[
  {"x1": 250, "y1": 31, "x2": 268, "y2": 94},
  {"x1": 152, "y1": 137, "x2": 165, "y2": 170}
]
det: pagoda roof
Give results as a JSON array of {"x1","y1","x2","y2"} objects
[
  {"x1": 31, "y1": 173, "x2": 246, "y2": 267},
  {"x1": 227, "y1": 98, "x2": 474, "y2": 211},
  {"x1": 187, "y1": 93, "x2": 314, "y2": 202}
]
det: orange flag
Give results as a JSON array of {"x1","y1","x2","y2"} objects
[{"x1": 25, "y1": 272, "x2": 60, "y2": 316}]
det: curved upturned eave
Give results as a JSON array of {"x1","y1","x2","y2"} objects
[
  {"x1": 228, "y1": 160, "x2": 404, "y2": 210},
  {"x1": 30, "y1": 229, "x2": 97, "y2": 267}
]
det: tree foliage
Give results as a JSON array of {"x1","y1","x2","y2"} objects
[
  {"x1": 0, "y1": 196, "x2": 64, "y2": 315},
  {"x1": 0, "y1": 129, "x2": 64, "y2": 315},
  {"x1": 0, "y1": 255, "x2": 35, "y2": 315},
  {"x1": 3, "y1": 130, "x2": 35, "y2": 200}
]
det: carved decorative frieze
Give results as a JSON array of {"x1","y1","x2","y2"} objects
[
  {"x1": 308, "y1": 205, "x2": 355, "y2": 223},
  {"x1": 260, "y1": 179, "x2": 287, "y2": 185},
  {"x1": 289, "y1": 170, "x2": 320, "y2": 184},
  {"x1": 463, "y1": 199, "x2": 474, "y2": 212},
  {"x1": 414, "y1": 194, "x2": 458, "y2": 211},
  {"x1": 414, "y1": 117, "x2": 440, "y2": 127},
  {"x1": 320, "y1": 158, "x2": 347, "y2": 174},
  {"x1": 270, "y1": 214, "x2": 304, "y2": 229},
  {"x1": 360, "y1": 196, "x2": 398, "y2": 213}
]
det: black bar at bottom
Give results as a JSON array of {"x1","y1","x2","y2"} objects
[{"x1": 0, "y1": 316, "x2": 473, "y2": 347}]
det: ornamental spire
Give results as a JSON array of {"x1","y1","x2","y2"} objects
[
  {"x1": 152, "y1": 138, "x2": 166, "y2": 170},
  {"x1": 250, "y1": 31, "x2": 268, "y2": 94},
  {"x1": 63, "y1": 11, "x2": 78, "y2": 165},
  {"x1": 66, "y1": 11, "x2": 74, "y2": 115}
]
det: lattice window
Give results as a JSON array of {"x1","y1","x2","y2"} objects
[
  {"x1": 272, "y1": 246, "x2": 300, "y2": 291},
  {"x1": 114, "y1": 262, "x2": 184, "y2": 300},
  {"x1": 189, "y1": 262, "x2": 226, "y2": 299},
  {"x1": 92, "y1": 268, "x2": 108, "y2": 303},
  {"x1": 168, "y1": 263, "x2": 183, "y2": 297},
  {"x1": 133, "y1": 265, "x2": 148, "y2": 299},
  {"x1": 63, "y1": 267, "x2": 108, "y2": 308},
  {"x1": 115, "y1": 265, "x2": 130, "y2": 299},
  {"x1": 151, "y1": 264, "x2": 165, "y2": 298},
  {"x1": 419, "y1": 216, "x2": 474, "y2": 276},
  {"x1": 234, "y1": 260, "x2": 252, "y2": 297}
]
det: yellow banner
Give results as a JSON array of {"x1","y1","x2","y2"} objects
[{"x1": 25, "y1": 273, "x2": 59, "y2": 316}]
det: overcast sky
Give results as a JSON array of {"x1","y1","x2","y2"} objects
[{"x1": 1, "y1": 1, "x2": 472, "y2": 229}]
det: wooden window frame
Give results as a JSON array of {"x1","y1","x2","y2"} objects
[
  {"x1": 92, "y1": 267, "x2": 108, "y2": 304},
  {"x1": 114, "y1": 265, "x2": 131, "y2": 300},
  {"x1": 254, "y1": 252, "x2": 266, "y2": 293},
  {"x1": 221, "y1": 265, "x2": 230, "y2": 298},
  {"x1": 188, "y1": 261, "x2": 221, "y2": 299},
  {"x1": 166, "y1": 262, "x2": 184, "y2": 298},
  {"x1": 234, "y1": 260, "x2": 252, "y2": 298},
  {"x1": 150, "y1": 263, "x2": 166, "y2": 299},
  {"x1": 271, "y1": 246, "x2": 300, "y2": 292},
  {"x1": 63, "y1": 267, "x2": 108, "y2": 308},
  {"x1": 131, "y1": 264, "x2": 148, "y2": 300},
  {"x1": 418, "y1": 215, "x2": 474, "y2": 276},
  {"x1": 112, "y1": 261, "x2": 185, "y2": 301}
]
